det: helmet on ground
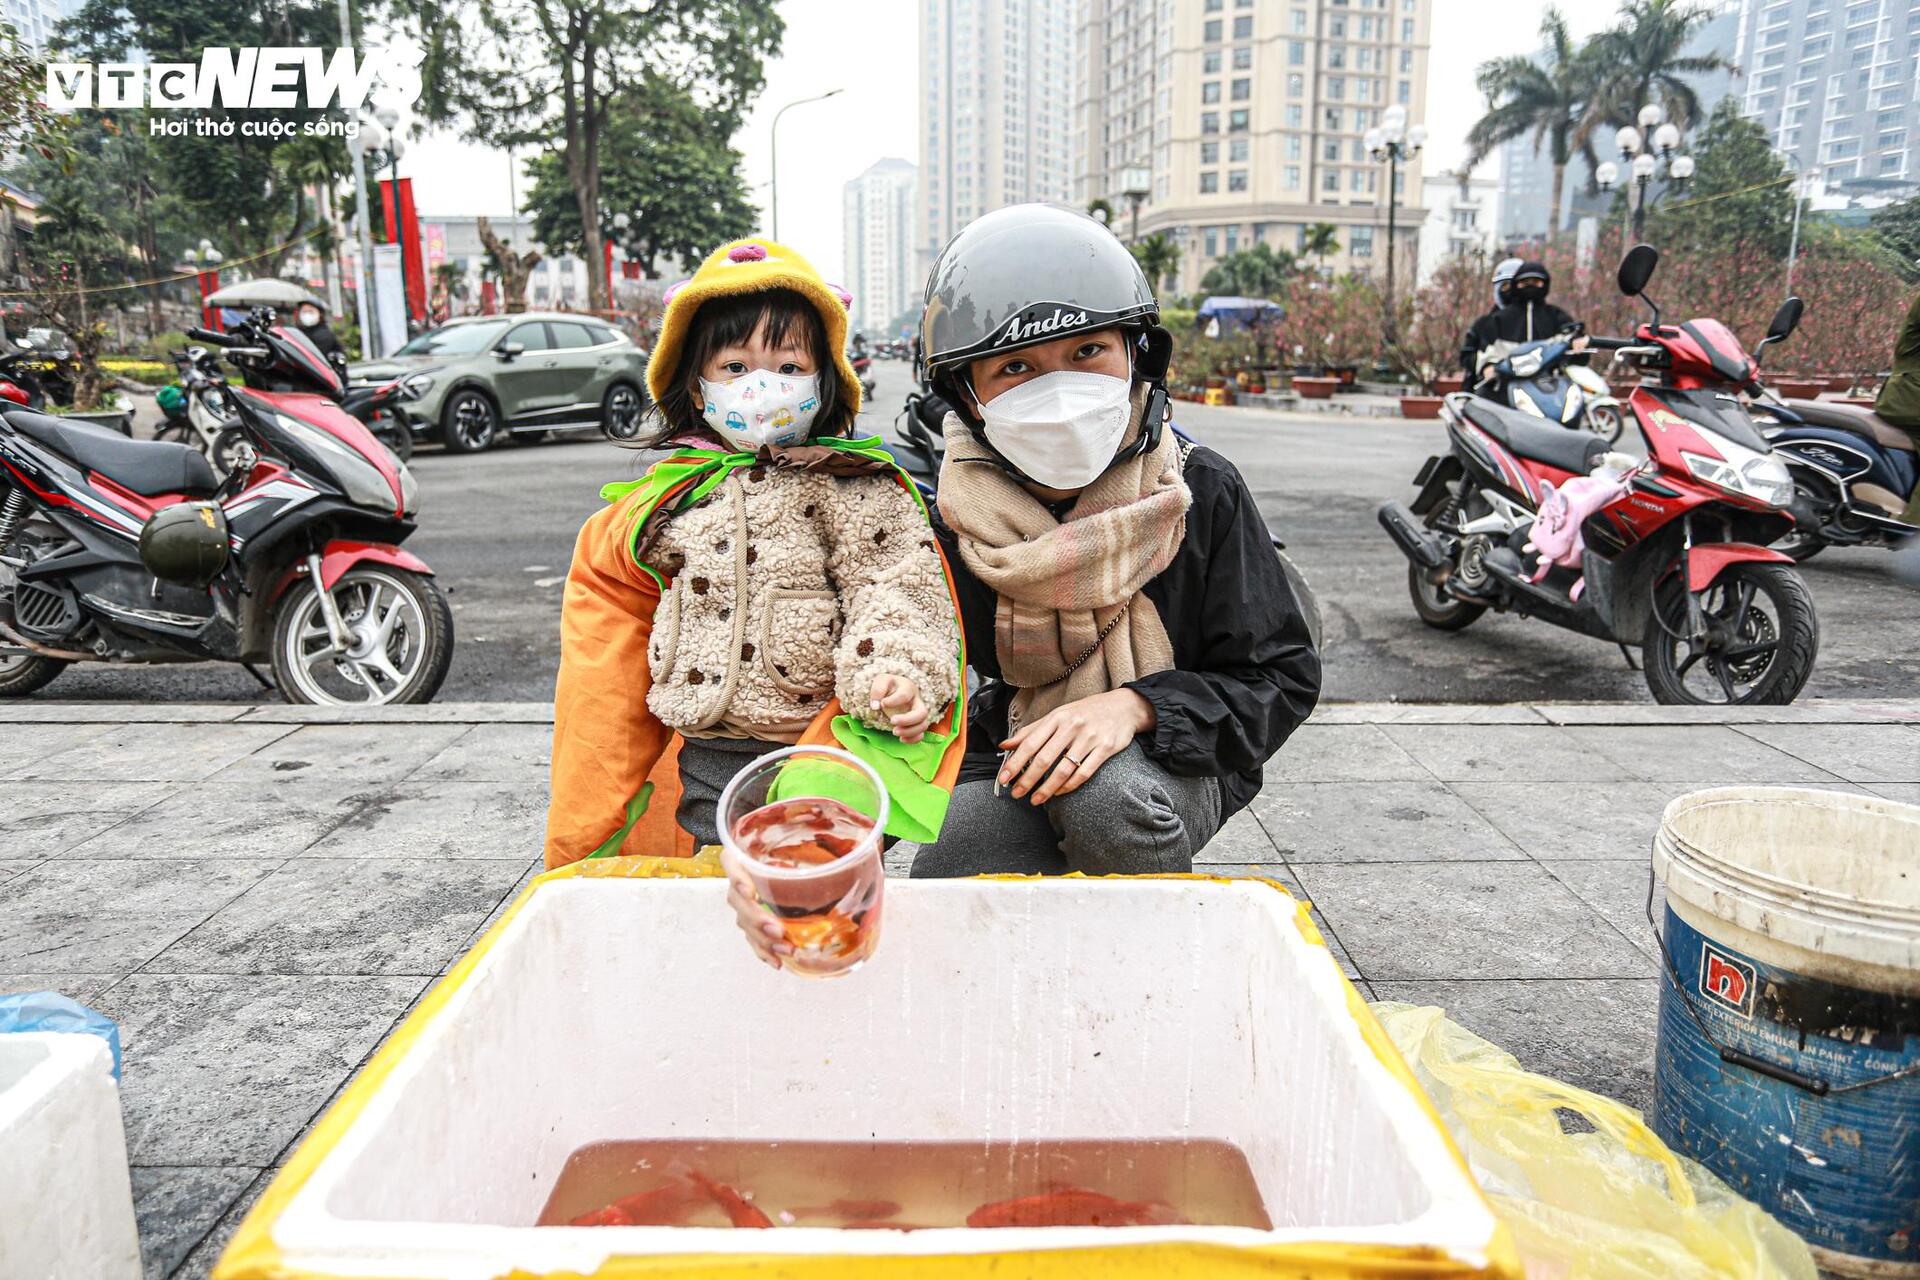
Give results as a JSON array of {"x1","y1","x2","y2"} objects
[
  {"x1": 920, "y1": 203, "x2": 1168, "y2": 417},
  {"x1": 139, "y1": 501, "x2": 229, "y2": 587},
  {"x1": 1491, "y1": 257, "x2": 1523, "y2": 307}
]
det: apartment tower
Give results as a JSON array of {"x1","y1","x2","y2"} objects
[{"x1": 843, "y1": 158, "x2": 919, "y2": 337}]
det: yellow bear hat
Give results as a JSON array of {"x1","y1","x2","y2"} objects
[{"x1": 648, "y1": 237, "x2": 862, "y2": 417}]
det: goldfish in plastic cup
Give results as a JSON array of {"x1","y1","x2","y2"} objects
[{"x1": 718, "y1": 746, "x2": 887, "y2": 978}]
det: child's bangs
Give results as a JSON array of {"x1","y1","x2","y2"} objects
[{"x1": 696, "y1": 289, "x2": 825, "y2": 357}]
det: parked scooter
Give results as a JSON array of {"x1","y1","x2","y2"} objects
[
  {"x1": 339, "y1": 374, "x2": 425, "y2": 464},
  {"x1": 852, "y1": 351, "x2": 877, "y2": 401},
  {"x1": 0, "y1": 309, "x2": 452, "y2": 703},
  {"x1": 1746, "y1": 396, "x2": 1918, "y2": 560},
  {"x1": 153, "y1": 344, "x2": 250, "y2": 473},
  {"x1": 1379, "y1": 246, "x2": 1818, "y2": 705},
  {"x1": 1477, "y1": 332, "x2": 1625, "y2": 443}
]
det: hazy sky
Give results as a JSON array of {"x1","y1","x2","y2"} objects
[{"x1": 407, "y1": 0, "x2": 1616, "y2": 285}]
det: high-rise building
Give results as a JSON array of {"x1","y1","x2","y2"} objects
[
  {"x1": 917, "y1": 0, "x2": 1076, "y2": 284},
  {"x1": 843, "y1": 157, "x2": 919, "y2": 337},
  {"x1": 1072, "y1": 0, "x2": 1433, "y2": 295},
  {"x1": 1736, "y1": 0, "x2": 1920, "y2": 195},
  {"x1": 1498, "y1": 1, "x2": 1740, "y2": 241},
  {"x1": 6, "y1": 0, "x2": 80, "y2": 51},
  {"x1": 1416, "y1": 170, "x2": 1501, "y2": 284}
]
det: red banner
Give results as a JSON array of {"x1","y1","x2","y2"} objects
[
  {"x1": 480, "y1": 280, "x2": 497, "y2": 315},
  {"x1": 379, "y1": 176, "x2": 428, "y2": 326}
]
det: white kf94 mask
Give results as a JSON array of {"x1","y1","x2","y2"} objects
[
  {"x1": 975, "y1": 369, "x2": 1133, "y2": 488},
  {"x1": 699, "y1": 369, "x2": 821, "y2": 451}
]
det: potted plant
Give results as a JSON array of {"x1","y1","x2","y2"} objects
[{"x1": 1768, "y1": 376, "x2": 1824, "y2": 400}]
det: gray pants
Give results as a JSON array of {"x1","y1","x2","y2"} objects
[
  {"x1": 908, "y1": 742, "x2": 1222, "y2": 878},
  {"x1": 675, "y1": 737, "x2": 786, "y2": 847}
]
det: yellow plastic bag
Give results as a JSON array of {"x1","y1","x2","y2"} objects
[{"x1": 1371, "y1": 1003, "x2": 1817, "y2": 1280}]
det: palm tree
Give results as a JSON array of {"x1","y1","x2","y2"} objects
[
  {"x1": 1302, "y1": 222, "x2": 1341, "y2": 275},
  {"x1": 1465, "y1": 7, "x2": 1603, "y2": 234},
  {"x1": 1129, "y1": 232, "x2": 1181, "y2": 294},
  {"x1": 1587, "y1": 0, "x2": 1726, "y2": 133}
]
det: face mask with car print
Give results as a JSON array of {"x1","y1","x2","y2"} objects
[{"x1": 698, "y1": 369, "x2": 821, "y2": 451}]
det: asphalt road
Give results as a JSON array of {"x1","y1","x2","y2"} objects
[{"x1": 31, "y1": 359, "x2": 1920, "y2": 703}]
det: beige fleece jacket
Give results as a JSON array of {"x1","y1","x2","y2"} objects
[{"x1": 642, "y1": 463, "x2": 958, "y2": 740}]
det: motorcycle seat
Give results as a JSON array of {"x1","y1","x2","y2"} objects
[
  {"x1": 6, "y1": 409, "x2": 219, "y2": 497},
  {"x1": 1458, "y1": 397, "x2": 1608, "y2": 475},
  {"x1": 1780, "y1": 399, "x2": 1919, "y2": 454}
]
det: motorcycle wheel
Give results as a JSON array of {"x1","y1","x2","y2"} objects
[
  {"x1": 1586, "y1": 404, "x2": 1625, "y2": 445},
  {"x1": 0, "y1": 652, "x2": 66, "y2": 696},
  {"x1": 271, "y1": 565, "x2": 454, "y2": 706},
  {"x1": 382, "y1": 423, "x2": 415, "y2": 464},
  {"x1": 211, "y1": 426, "x2": 255, "y2": 476},
  {"x1": 1407, "y1": 561, "x2": 1486, "y2": 630},
  {"x1": 1641, "y1": 563, "x2": 1818, "y2": 705}
]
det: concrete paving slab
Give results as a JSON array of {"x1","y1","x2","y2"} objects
[
  {"x1": 10, "y1": 722, "x2": 297, "y2": 782},
  {"x1": 0, "y1": 704, "x2": 247, "y2": 723},
  {"x1": 0, "y1": 971, "x2": 121, "y2": 1001},
  {"x1": 130, "y1": 1164, "x2": 260, "y2": 1280},
  {"x1": 0, "y1": 720, "x2": 113, "y2": 774},
  {"x1": 235, "y1": 702, "x2": 552, "y2": 723},
  {"x1": 0, "y1": 859, "x2": 279, "y2": 974},
  {"x1": 60, "y1": 782, "x2": 365, "y2": 861},
  {"x1": 442, "y1": 860, "x2": 544, "y2": 974},
  {"x1": 1449, "y1": 781, "x2": 1673, "y2": 861},
  {"x1": 412, "y1": 722, "x2": 553, "y2": 782},
  {"x1": 1263, "y1": 724, "x2": 1432, "y2": 783},
  {"x1": 208, "y1": 722, "x2": 470, "y2": 784},
  {"x1": 1195, "y1": 808, "x2": 1283, "y2": 864},
  {"x1": 300, "y1": 780, "x2": 547, "y2": 859},
  {"x1": 1537, "y1": 700, "x2": 1920, "y2": 725},
  {"x1": 1539, "y1": 860, "x2": 1662, "y2": 962},
  {"x1": 1380, "y1": 724, "x2": 1638, "y2": 784},
  {"x1": 1728, "y1": 723, "x2": 1920, "y2": 783},
  {"x1": 1252, "y1": 780, "x2": 1526, "y2": 862},
  {"x1": 174, "y1": 1168, "x2": 270, "y2": 1279},
  {"x1": 1564, "y1": 724, "x2": 1844, "y2": 784},
  {"x1": 0, "y1": 781, "x2": 179, "y2": 858},
  {"x1": 1369, "y1": 979, "x2": 1661, "y2": 1113},
  {"x1": 1308, "y1": 703, "x2": 1548, "y2": 725},
  {"x1": 1295, "y1": 861, "x2": 1658, "y2": 982},
  {"x1": 150, "y1": 858, "x2": 527, "y2": 977},
  {"x1": 94, "y1": 973, "x2": 425, "y2": 1166},
  {"x1": 0, "y1": 859, "x2": 35, "y2": 879},
  {"x1": 1869, "y1": 783, "x2": 1920, "y2": 806}
]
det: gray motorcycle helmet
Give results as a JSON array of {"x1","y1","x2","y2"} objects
[
  {"x1": 139, "y1": 501, "x2": 230, "y2": 588},
  {"x1": 1490, "y1": 257, "x2": 1523, "y2": 308},
  {"x1": 920, "y1": 203, "x2": 1168, "y2": 422}
]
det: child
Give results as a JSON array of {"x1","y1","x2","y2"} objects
[{"x1": 544, "y1": 238, "x2": 964, "y2": 866}]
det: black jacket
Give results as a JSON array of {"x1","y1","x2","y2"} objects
[
  {"x1": 1460, "y1": 299, "x2": 1579, "y2": 377},
  {"x1": 933, "y1": 444, "x2": 1321, "y2": 821}
]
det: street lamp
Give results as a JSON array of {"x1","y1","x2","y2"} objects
[
  {"x1": 1120, "y1": 164, "x2": 1152, "y2": 245},
  {"x1": 1367, "y1": 103, "x2": 1425, "y2": 346},
  {"x1": 357, "y1": 112, "x2": 416, "y2": 339},
  {"x1": 1598, "y1": 105, "x2": 1692, "y2": 242},
  {"x1": 769, "y1": 88, "x2": 844, "y2": 240}
]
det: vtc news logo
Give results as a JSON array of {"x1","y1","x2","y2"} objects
[
  {"x1": 1699, "y1": 941, "x2": 1756, "y2": 1019},
  {"x1": 45, "y1": 41, "x2": 423, "y2": 113}
]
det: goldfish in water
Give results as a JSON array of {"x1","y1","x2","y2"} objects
[{"x1": 966, "y1": 1188, "x2": 1184, "y2": 1228}]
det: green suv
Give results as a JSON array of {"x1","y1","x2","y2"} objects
[{"x1": 348, "y1": 312, "x2": 650, "y2": 453}]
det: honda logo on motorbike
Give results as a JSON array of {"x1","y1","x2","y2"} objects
[
  {"x1": 1699, "y1": 943, "x2": 1756, "y2": 1019},
  {"x1": 46, "y1": 41, "x2": 421, "y2": 113}
]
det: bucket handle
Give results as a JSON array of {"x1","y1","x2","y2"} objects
[{"x1": 1643, "y1": 871, "x2": 1920, "y2": 1098}]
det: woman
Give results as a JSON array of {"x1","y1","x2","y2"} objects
[{"x1": 909, "y1": 203, "x2": 1320, "y2": 877}]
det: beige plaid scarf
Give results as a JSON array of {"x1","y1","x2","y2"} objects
[{"x1": 937, "y1": 392, "x2": 1191, "y2": 732}]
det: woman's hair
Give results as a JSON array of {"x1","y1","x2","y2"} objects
[{"x1": 643, "y1": 287, "x2": 849, "y2": 446}]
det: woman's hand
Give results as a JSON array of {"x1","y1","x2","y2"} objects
[
  {"x1": 870, "y1": 674, "x2": 931, "y2": 743},
  {"x1": 727, "y1": 874, "x2": 793, "y2": 971},
  {"x1": 999, "y1": 689, "x2": 1155, "y2": 805}
]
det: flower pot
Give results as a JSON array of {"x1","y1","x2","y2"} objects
[
  {"x1": 1399, "y1": 396, "x2": 1445, "y2": 420},
  {"x1": 1432, "y1": 375, "x2": 1465, "y2": 395},
  {"x1": 1836, "y1": 395, "x2": 1879, "y2": 408},
  {"x1": 1246, "y1": 382, "x2": 1266, "y2": 395},
  {"x1": 1293, "y1": 376, "x2": 1339, "y2": 400},
  {"x1": 1769, "y1": 379, "x2": 1823, "y2": 400},
  {"x1": 1823, "y1": 376, "x2": 1855, "y2": 393},
  {"x1": 1205, "y1": 375, "x2": 1227, "y2": 390}
]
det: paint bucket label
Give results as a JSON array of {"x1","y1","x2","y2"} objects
[{"x1": 1653, "y1": 907, "x2": 1920, "y2": 1269}]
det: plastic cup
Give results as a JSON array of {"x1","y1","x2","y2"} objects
[{"x1": 718, "y1": 746, "x2": 888, "y2": 979}]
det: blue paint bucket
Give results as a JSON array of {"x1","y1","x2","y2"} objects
[{"x1": 1651, "y1": 787, "x2": 1920, "y2": 1278}]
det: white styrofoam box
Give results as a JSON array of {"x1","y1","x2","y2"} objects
[
  {"x1": 226, "y1": 876, "x2": 1509, "y2": 1278},
  {"x1": 0, "y1": 1031, "x2": 142, "y2": 1280}
]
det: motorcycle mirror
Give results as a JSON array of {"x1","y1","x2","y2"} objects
[
  {"x1": 1616, "y1": 244, "x2": 1658, "y2": 296},
  {"x1": 1766, "y1": 296, "x2": 1804, "y2": 343}
]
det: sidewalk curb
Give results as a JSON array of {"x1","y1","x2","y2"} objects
[{"x1": 1, "y1": 700, "x2": 1915, "y2": 726}]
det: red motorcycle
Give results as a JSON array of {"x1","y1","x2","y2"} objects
[
  {"x1": 1379, "y1": 246, "x2": 1817, "y2": 704},
  {"x1": 0, "y1": 309, "x2": 452, "y2": 703}
]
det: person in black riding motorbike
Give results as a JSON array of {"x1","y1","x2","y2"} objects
[
  {"x1": 1464, "y1": 261, "x2": 1585, "y2": 398},
  {"x1": 1459, "y1": 257, "x2": 1521, "y2": 379}
]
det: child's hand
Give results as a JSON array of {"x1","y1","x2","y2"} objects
[
  {"x1": 727, "y1": 874, "x2": 792, "y2": 971},
  {"x1": 870, "y1": 674, "x2": 930, "y2": 743}
]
